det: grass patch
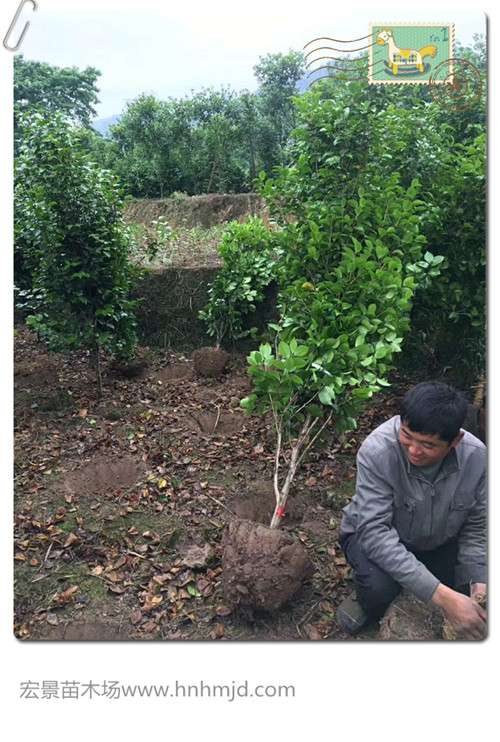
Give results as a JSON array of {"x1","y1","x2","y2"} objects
[
  {"x1": 323, "y1": 479, "x2": 356, "y2": 510},
  {"x1": 15, "y1": 559, "x2": 108, "y2": 616}
]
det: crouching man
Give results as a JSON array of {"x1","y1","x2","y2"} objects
[{"x1": 337, "y1": 381, "x2": 487, "y2": 639}]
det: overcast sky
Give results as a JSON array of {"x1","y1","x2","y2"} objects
[{"x1": 15, "y1": 0, "x2": 487, "y2": 119}]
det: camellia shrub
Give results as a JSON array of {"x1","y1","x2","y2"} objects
[
  {"x1": 199, "y1": 217, "x2": 281, "y2": 346},
  {"x1": 15, "y1": 111, "x2": 138, "y2": 396},
  {"x1": 241, "y1": 174, "x2": 443, "y2": 528},
  {"x1": 260, "y1": 75, "x2": 485, "y2": 383},
  {"x1": 405, "y1": 130, "x2": 486, "y2": 382}
]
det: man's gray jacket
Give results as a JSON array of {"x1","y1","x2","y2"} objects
[{"x1": 340, "y1": 415, "x2": 486, "y2": 602}]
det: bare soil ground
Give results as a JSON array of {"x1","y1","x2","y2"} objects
[{"x1": 14, "y1": 325, "x2": 406, "y2": 641}]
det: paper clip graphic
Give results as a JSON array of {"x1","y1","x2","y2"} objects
[{"x1": 3, "y1": 0, "x2": 37, "y2": 52}]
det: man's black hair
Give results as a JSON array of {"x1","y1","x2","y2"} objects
[{"x1": 400, "y1": 381, "x2": 468, "y2": 444}]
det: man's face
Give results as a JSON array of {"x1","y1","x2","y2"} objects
[{"x1": 399, "y1": 421, "x2": 462, "y2": 467}]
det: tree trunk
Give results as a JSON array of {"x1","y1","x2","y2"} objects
[
  {"x1": 94, "y1": 343, "x2": 103, "y2": 400},
  {"x1": 248, "y1": 136, "x2": 257, "y2": 183},
  {"x1": 207, "y1": 158, "x2": 218, "y2": 194},
  {"x1": 268, "y1": 411, "x2": 332, "y2": 529},
  {"x1": 269, "y1": 416, "x2": 311, "y2": 529}
]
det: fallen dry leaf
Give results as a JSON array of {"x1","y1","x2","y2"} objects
[
  {"x1": 211, "y1": 623, "x2": 225, "y2": 639},
  {"x1": 107, "y1": 584, "x2": 127, "y2": 595},
  {"x1": 304, "y1": 623, "x2": 323, "y2": 640},
  {"x1": 51, "y1": 585, "x2": 79, "y2": 606},
  {"x1": 141, "y1": 619, "x2": 158, "y2": 633},
  {"x1": 111, "y1": 556, "x2": 128, "y2": 570},
  {"x1": 152, "y1": 573, "x2": 171, "y2": 586},
  {"x1": 17, "y1": 624, "x2": 31, "y2": 639},
  {"x1": 142, "y1": 530, "x2": 160, "y2": 542},
  {"x1": 143, "y1": 594, "x2": 163, "y2": 612},
  {"x1": 215, "y1": 604, "x2": 233, "y2": 617},
  {"x1": 105, "y1": 571, "x2": 125, "y2": 584},
  {"x1": 64, "y1": 532, "x2": 79, "y2": 548}
]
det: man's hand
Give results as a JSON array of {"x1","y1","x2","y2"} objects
[
  {"x1": 432, "y1": 583, "x2": 487, "y2": 640},
  {"x1": 470, "y1": 582, "x2": 487, "y2": 603}
]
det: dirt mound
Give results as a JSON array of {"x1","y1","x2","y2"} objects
[
  {"x1": 222, "y1": 518, "x2": 313, "y2": 611},
  {"x1": 57, "y1": 454, "x2": 146, "y2": 499},
  {"x1": 193, "y1": 347, "x2": 230, "y2": 378},
  {"x1": 108, "y1": 349, "x2": 153, "y2": 380},
  {"x1": 153, "y1": 363, "x2": 194, "y2": 382},
  {"x1": 124, "y1": 193, "x2": 266, "y2": 229},
  {"x1": 379, "y1": 591, "x2": 443, "y2": 640},
  {"x1": 189, "y1": 410, "x2": 244, "y2": 435},
  {"x1": 15, "y1": 358, "x2": 59, "y2": 388}
]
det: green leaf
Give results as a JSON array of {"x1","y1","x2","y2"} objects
[
  {"x1": 278, "y1": 341, "x2": 290, "y2": 358},
  {"x1": 318, "y1": 386, "x2": 334, "y2": 405},
  {"x1": 376, "y1": 378, "x2": 391, "y2": 387},
  {"x1": 249, "y1": 351, "x2": 262, "y2": 365},
  {"x1": 240, "y1": 395, "x2": 256, "y2": 411}
]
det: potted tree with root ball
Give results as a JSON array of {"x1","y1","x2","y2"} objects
[
  {"x1": 222, "y1": 177, "x2": 444, "y2": 612},
  {"x1": 196, "y1": 217, "x2": 279, "y2": 377}
]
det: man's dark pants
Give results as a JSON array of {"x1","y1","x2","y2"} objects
[{"x1": 339, "y1": 533, "x2": 465, "y2": 620}]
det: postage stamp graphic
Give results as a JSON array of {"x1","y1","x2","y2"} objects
[{"x1": 369, "y1": 23, "x2": 454, "y2": 84}]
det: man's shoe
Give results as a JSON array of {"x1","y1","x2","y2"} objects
[{"x1": 336, "y1": 592, "x2": 370, "y2": 635}]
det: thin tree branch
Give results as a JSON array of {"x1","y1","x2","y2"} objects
[
  {"x1": 269, "y1": 393, "x2": 283, "y2": 505},
  {"x1": 294, "y1": 391, "x2": 319, "y2": 419},
  {"x1": 296, "y1": 411, "x2": 334, "y2": 471}
]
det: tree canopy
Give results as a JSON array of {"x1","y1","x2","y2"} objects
[
  {"x1": 14, "y1": 55, "x2": 101, "y2": 126},
  {"x1": 15, "y1": 111, "x2": 138, "y2": 395}
]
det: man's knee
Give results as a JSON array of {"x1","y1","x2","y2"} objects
[
  {"x1": 341, "y1": 534, "x2": 401, "y2": 618},
  {"x1": 356, "y1": 566, "x2": 400, "y2": 616}
]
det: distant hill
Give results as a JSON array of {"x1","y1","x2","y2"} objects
[
  {"x1": 297, "y1": 58, "x2": 365, "y2": 92},
  {"x1": 92, "y1": 114, "x2": 121, "y2": 137},
  {"x1": 296, "y1": 67, "x2": 334, "y2": 93}
]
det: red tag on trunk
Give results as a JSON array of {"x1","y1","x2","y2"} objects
[{"x1": 276, "y1": 506, "x2": 286, "y2": 518}]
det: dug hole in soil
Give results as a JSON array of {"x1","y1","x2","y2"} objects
[{"x1": 222, "y1": 518, "x2": 314, "y2": 612}]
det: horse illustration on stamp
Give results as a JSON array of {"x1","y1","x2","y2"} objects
[
  {"x1": 369, "y1": 23, "x2": 454, "y2": 85},
  {"x1": 376, "y1": 28, "x2": 437, "y2": 75}
]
